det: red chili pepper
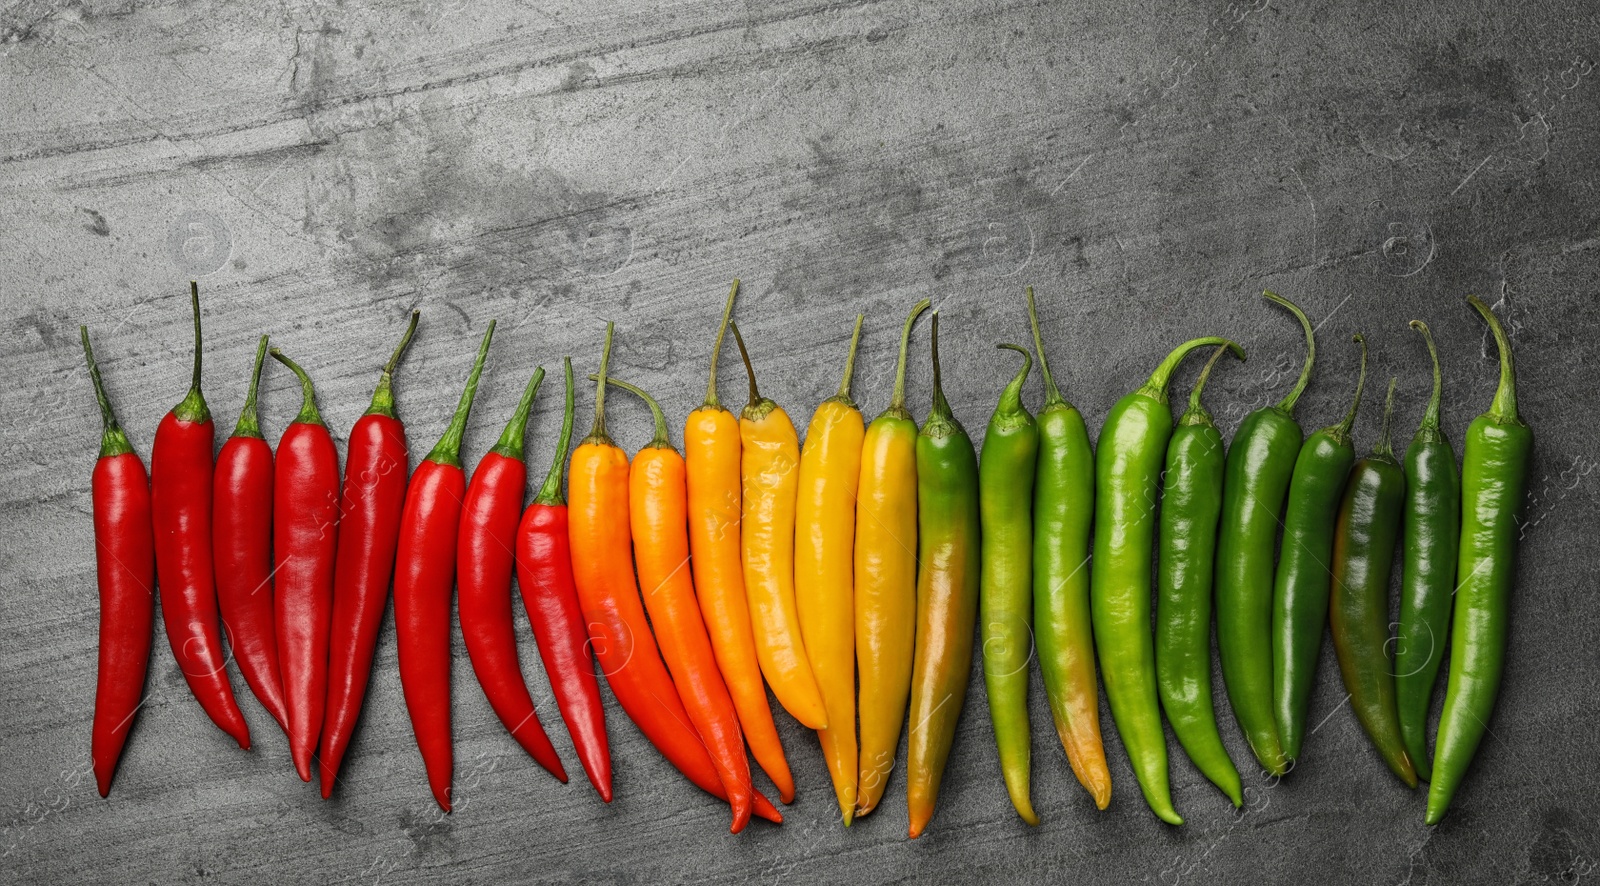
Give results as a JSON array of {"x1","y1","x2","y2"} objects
[
  {"x1": 568, "y1": 325, "x2": 782, "y2": 826},
  {"x1": 150, "y1": 283, "x2": 250, "y2": 748},
  {"x1": 395, "y1": 321, "x2": 495, "y2": 811},
  {"x1": 320, "y1": 312, "x2": 419, "y2": 799},
  {"x1": 82, "y1": 327, "x2": 156, "y2": 797},
  {"x1": 213, "y1": 335, "x2": 290, "y2": 736},
  {"x1": 268, "y1": 348, "x2": 343, "y2": 782},
  {"x1": 458, "y1": 364, "x2": 567, "y2": 782},
  {"x1": 515, "y1": 358, "x2": 613, "y2": 802}
]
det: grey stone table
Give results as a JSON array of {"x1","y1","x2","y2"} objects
[{"x1": 2, "y1": 0, "x2": 1597, "y2": 882}]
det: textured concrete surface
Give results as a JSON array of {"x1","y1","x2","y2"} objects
[{"x1": 3, "y1": 0, "x2": 1599, "y2": 882}]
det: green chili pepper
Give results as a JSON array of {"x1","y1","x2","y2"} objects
[
  {"x1": 1425, "y1": 296, "x2": 1532, "y2": 825},
  {"x1": 1272, "y1": 334, "x2": 1369, "y2": 762},
  {"x1": 1396, "y1": 320, "x2": 1461, "y2": 783},
  {"x1": 1329, "y1": 378, "x2": 1418, "y2": 787},
  {"x1": 1156, "y1": 345, "x2": 1244, "y2": 807},
  {"x1": 1093, "y1": 333, "x2": 1244, "y2": 826},
  {"x1": 1026, "y1": 289, "x2": 1112, "y2": 810},
  {"x1": 1216, "y1": 290, "x2": 1313, "y2": 777},
  {"x1": 980, "y1": 343, "x2": 1040, "y2": 825},
  {"x1": 907, "y1": 311, "x2": 982, "y2": 840}
]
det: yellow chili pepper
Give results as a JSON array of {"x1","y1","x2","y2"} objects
[
  {"x1": 729, "y1": 322, "x2": 828, "y2": 730},
  {"x1": 853, "y1": 299, "x2": 930, "y2": 819},
  {"x1": 795, "y1": 313, "x2": 867, "y2": 825}
]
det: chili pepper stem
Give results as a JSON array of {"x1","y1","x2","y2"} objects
[
  {"x1": 924, "y1": 311, "x2": 959, "y2": 431},
  {"x1": 729, "y1": 321, "x2": 781, "y2": 423},
  {"x1": 1373, "y1": 378, "x2": 1399, "y2": 460},
  {"x1": 825, "y1": 314, "x2": 865, "y2": 407},
  {"x1": 1026, "y1": 287, "x2": 1065, "y2": 408},
  {"x1": 174, "y1": 282, "x2": 210, "y2": 424},
  {"x1": 1327, "y1": 334, "x2": 1369, "y2": 444},
  {"x1": 995, "y1": 344, "x2": 1032, "y2": 420},
  {"x1": 590, "y1": 375, "x2": 673, "y2": 450},
  {"x1": 426, "y1": 321, "x2": 496, "y2": 466},
  {"x1": 490, "y1": 367, "x2": 546, "y2": 459},
  {"x1": 80, "y1": 327, "x2": 134, "y2": 458},
  {"x1": 883, "y1": 299, "x2": 931, "y2": 419},
  {"x1": 1468, "y1": 295, "x2": 1519, "y2": 424},
  {"x1": 533, "y1": 358, "x2": 576, "y2": 506},
  {"x1": 1409, "y1": 321, "x2": 1445, "y2": 438},
  {"x1": 1137, "y1": 337, "x2": 1246, "y2": 403},
  {"x1": 367, "y1": 310, "x2": 420, "y2": 418},
  {"x1": 702, "y1": 280, "x2": 739, "y2": 411},
  {"x1": 583, "y1": 323, "x2": 616, "y2": 446},
  {"x1": 269, "y1": 349, "x2": 325, "y2": 427},
  {"x1": 1179, "y1": 345, "x2": 1233, "y2": 426},
  {"x1": 1262, "y1": 290, "x2": 1315, "y2": 415},
  {"x1": 232, "y1": 336, "x2": 270, "y2": 440}
]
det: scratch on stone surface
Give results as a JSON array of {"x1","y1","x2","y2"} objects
[
  {"x1": 1450, "y1": 153, "x2": 1495, "y2": 196},
  {"x1": 1050, "y1": 154, "x2": 1094, "y2": 195}
]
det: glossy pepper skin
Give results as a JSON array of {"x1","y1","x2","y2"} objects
[
  {"x1": 684, "y1": 282, "x2": 795, "y2": 804},
  {"x1": 1272, "y1": 335, "x2": 1369, "y2": 762},
  {"x1": 1216, "y1": 290, "x2": 1313, "y2": 777},
  {"x1": 1156, "y1": 346, "x2": 1244, "y2": 807},
  {"x1": 516, "y1": 358, "x2": 611, "y2": 802},
  {"x1": 979, "y1": 344, "x2": 1040, "y2": 825},
  {"x1": 150, "y1": 283, "x2": 250, "y2": 749},
  {"x1": 1093, "y1": 334, "x2": 1242, "y2": 826},
  {"x1": 1396, "y1": 320, "x2": 1460, "y2": 783},
  {"x1": 853, "y1": 299, "x2": 929, "y2": 818},
  {"x1": 1026, "y1": 288, "x2": 1111, "y2": 809},
  {"x1": 906, "y1": 311, "x2": 981, "y2": 840},
  {"x1": 1329, "y1": 379, "x2": 1418, "y2": 787},
  {"x1": 600, "y1": 374, "x2": 756, "y2": 833},
  {"x1": 212, "y1": 335, "x2": 290, "y2": 736},
  {"x1": 269, "y1": 349, "x2": 343, "y2": 782},
  {"x1": 731, "y1": 322, "x2": 829, "y2": 731},
  {"x1": 1426, "y1": 296, "x2": 1532, "y2": 825},
  {"x1": 567, "y1": 324, "x2": 782, "y2": 827},
  {"x1": 83, "y1": 327, "x2": 156, "y2": 797},
  {"x1": 794, "y1": 315, "x2": 867, "y2": 824},
  {"x1": 458, "y1": 366, "x2": 567, "y2": 782},
  {"x1": 394, "y1": 321, "x2": 496, "y2": 811},
  {"x1": 320, "y1": 313, "x2": 418, "y2": 799}
]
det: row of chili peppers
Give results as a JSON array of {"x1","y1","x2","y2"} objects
[{"x1": 82, "y1": 282, "x2": 1527, "y2": 836}]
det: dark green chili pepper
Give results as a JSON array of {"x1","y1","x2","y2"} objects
[
  {"x1": 1329, "y1": 378, "x2": 1418, "y2": 787},
  {"x1": 980, "y1": 343, "x2": 1040, "y2": 825},
  {"x1": 1272, "y1": 334, "x2": 1369, "y2": 762},
  {"x1": 1093, "y1": 333, "x2": 1244, "y2": 826},
  {"x1": 1026, "y1": 289, "x2": 1111, "y2": 810},
  {"x1": 1396, "y1": 320, "x2": 1461, "y2": 783},
  {"x1": 1216, "y1": 290, "x2": 1313, "y2": 777},
  {"x1": 1156, "y1": 345, "x2": 1244, "y2": 807},
  {"x1": 1425, "y1": 296, "x2": 1531, "y2": 825},
  {"x1": 907, "y1": 311, "x2": 983, "y2": 839}
]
